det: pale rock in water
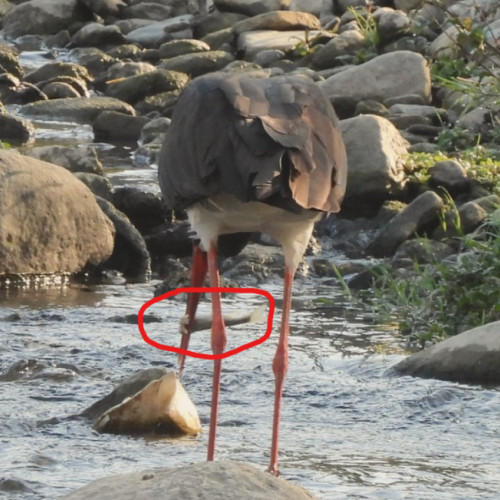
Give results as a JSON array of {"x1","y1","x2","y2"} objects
[{"x1": 86, "y1": 368, "x2": 201, "y2": 436}]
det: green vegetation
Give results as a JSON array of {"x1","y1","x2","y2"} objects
[
  {"x1": 430, "y1": 11, "x2": 500, "y2": 151},
  {"x1": 369, "y1": 216, "x2": 500, "y2": 348},
  {"x1": 403, "y1": 147, "x2": 500, "y2": 193}
]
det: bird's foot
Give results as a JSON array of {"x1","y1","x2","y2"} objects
[{"x1": 267, "y1": 465, "x2": 280, "y2": 477}]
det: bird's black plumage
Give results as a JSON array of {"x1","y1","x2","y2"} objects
[{"x1": 158, "y1": 72, "x2": 347, "y2": 215}]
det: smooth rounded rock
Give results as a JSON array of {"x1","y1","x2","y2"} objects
[
  {"x1": 62, "y1": 460, "x2": 318, "y2": 500},
  {"x1": 392, "y1": 321, "x2": 500, "y2": 386},
  {"x1": 0, "y1": 150, "x2": 114, "y2": 275}
]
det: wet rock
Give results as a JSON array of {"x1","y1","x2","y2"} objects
[
  {"x1": 0, "y1": 113, "x2": 34, "y2": 145},
  {"x1": 159, "y1": 50, "x2": 235, "y2": 77},
  {"x1": 214, "y1": 0, "x2": 288, "y2": 16},
  {"x1": 252, "y1": 49, "x2": 285, "y2": 66},
  {"x1": 2, "y1": 0, "x2": 93, "y2": 39},
  {"x1": 232, "y1": 10, "x2": 321, "y2": 35},
  {"x1": 95, "y1": 197, "x2": 151, "y2": 281},
  {"x1": 112, "y1": 187, "x2": 170, "y2": 234},
  {"x1": 0, "y1": 73, "x2": 47, "y2": 105},
  {"x1": 74, "y1": 172, "x2": 113, "y2": 201},
  {"x1": 0, "y1": 0, "x2": 13, "y2": 17},
  {"x1": 339, "y1": 114, "x2": 409, "y2": 211},
  {"x1": 195, "y1": 11, "x2": 248, "y2": 38},
  {"x1": 67, "y1": 47, "x2": 119, "y2": 78},
  {"x1": 236, "y1": 30, "x2": 321, "y2": 59},
  {"x1": 69, "y1": 22, "x2": 127, "y2": 48},
  {"x1": 93, "y1": 111, "x2": 150, "y2": 143},
  {"x1": 428, "y1": 160, "x2": 470, "y2": 195},
  {"x1": 62, "y1": 460, "x2": 318, "y2": 500},
  {"x1": 159, "y1": 39, "x2": 210, "y2": 59},
  {"x1": 428, "y1": 24, "x2": 462, "y2": 59},
  {"x1": 0, "y1": 478, "x2": 32, "y2": 493},
  {"x1": 125, "y1": 14, "x2": 194, "y2": 47},
  {"x1": 432, "y1": 196, "x2": 499, "y2": 240},
  {"x1": 354, "y1": 99, "x2": 389, "y2": 117},
  {"x1": 81, "y1": 367, "x2": 170, "y2": 419},
  {"x1": 312, "y1": 30, "x2": 366, "y2": 70},
  {"x1": 367, "y1": 191, "x2": 444, "y2": 258},
  {"x1": 79, "y1": 0, "x2": 126, "y2": 18},
  {"x1": 114, "y1": 18, "x2": 156, "y2": 35},
  {"x1": 104, "y1": 69, "x2": 189, "y2": 104},
  {"x1": 0, "y1": 150, "x2": 114, "y2": 275},
  {"x1": 383, "y1": 34, "x2": 429, "y2": 54},
  {"x1": 134, "y1": 88, "x2": 182, "y2": 116},
  {"x1": 24, "y1": 145, "x2": 104, "y2": 175},
  {"x1": 140, "y1": 116, "x2": 170, "y2": 144},
  {"x1": 0, "y1": 359, "x2": 46, "y2": 381},
  {"x1": 0, "y1": 44, "x2": 23, "y2": 79},
  {"x1": 374, "y1": 7, "x2": 410, "y2": 43},
  {"x1": 392, "y1": 239, "x2": 455, "y2": 264},
  {"x1": 82, "y1": 368, "x2": 201, "y2": 436},
  {"x1": 20, "y1": 96, "x2": 135, "y2": 124},
  {"x1": 24, "y1": 61, "x2": 92, "y2": 86},
  {"x1": 320, "y1": 51, "x2": 431, "y2": 117},
  {"x1": 40, "y1": 81, "x2": 82, "y2": 98},
  {"x1": 394, "y1": 0, "x2": 423, "y2": 12},
  {"x1": 122, "y1": 2, "x2": 173, "y2": 20},
  {"x1": 387, "y1": 103, "x2": 447, "y2": 122},
  {"x1": 392, "y1": 321, "x2": 500, "y2": 386},
  {"x1": 144, "y1": 221, "x2": 194, "y2": 265},
  {"x1": 221, "y1": 243, "x2": 284, "y2": 284}
]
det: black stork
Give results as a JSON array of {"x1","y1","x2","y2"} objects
[{"x1": 158, "y1": 71, "x2": 347, "y2": 475}]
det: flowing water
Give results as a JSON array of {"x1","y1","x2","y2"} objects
[
  {"x1": 1, "y1": 49, "x2": 500, "y2": 500},
  {"x1": 1, "y1": 279, "x2": 499, "y2": 500}
]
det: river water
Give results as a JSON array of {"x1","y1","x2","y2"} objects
[
  {"x1": 1, "y1": 49, "x2": 500, "y2": 500},
  {"x1": 1, "y1": 278, "x2": 499, "y2": 499}
]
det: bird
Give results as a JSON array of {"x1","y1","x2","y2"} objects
[{"x1": 157, "y1": 70, "x2": 347, "y2": 475}]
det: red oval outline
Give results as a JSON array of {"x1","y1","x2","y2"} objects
[{"x1": 138, "y1": 287, "x2": 275, "y2": 360}]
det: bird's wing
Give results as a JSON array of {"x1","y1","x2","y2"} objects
[{"x1": 158, "y1": 72, "x2": 347, "y2": 213}]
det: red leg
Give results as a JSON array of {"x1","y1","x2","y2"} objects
[
  {"x1": 206, "y1": 241, "x2": 227, "y2": 461},
  {"x1": 178, "y1": 244, "x2": 207, "y2": 374},
  {"x1": 268, "y1": 266, "x2": 294, "y2": 476}
]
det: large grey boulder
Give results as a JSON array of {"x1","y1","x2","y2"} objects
[
  {"x1": 339, "y1": 114, "x2": 409, "y2": 207},
  {"x1": 319, "y1": 51, "x2": 431, "y2": 115},
  {"x1": 2, "y1": 0, "x2": 91, "y2": 39},
  {"x1": 392, "y1": 321, "x2": 500, "y2": 386},
  {"x1": 0, "y1": 150, "x2": 114, "y2": 275},
  {"x1": 62, "y1": 461, "x2": 318, "y2": 500}
]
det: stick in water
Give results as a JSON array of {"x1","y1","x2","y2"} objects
[{"x1": 179, "y1": 303, "x2": 267, "y2": 335}]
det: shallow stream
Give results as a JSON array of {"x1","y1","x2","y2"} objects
[{"x1": 1, "y1": 279, "x2": 499, "y2": 499}]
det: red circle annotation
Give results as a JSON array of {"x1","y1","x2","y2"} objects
[{"x1": 137, "y1": 287, "x2": 275, "y2": 360}]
